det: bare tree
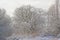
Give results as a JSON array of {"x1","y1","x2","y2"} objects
[{"x1": 56, "y1": 0, "x2": 59, "y2": 19}]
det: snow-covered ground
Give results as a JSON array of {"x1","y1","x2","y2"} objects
[{"x1": 7, "y1": 34, "x2": 60, "y2": 40}]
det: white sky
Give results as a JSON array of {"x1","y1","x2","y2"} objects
[{"x1": 0, "y1": 0, "x2": 55, "y2": 16}]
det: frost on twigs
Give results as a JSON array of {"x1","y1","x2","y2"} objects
[{"x1": 13, "y1": 5, "x2": 46, "y2": 36}]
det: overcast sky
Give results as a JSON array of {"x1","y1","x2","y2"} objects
[{"x1": 0, "y1": 0, "x2": 55, "y2": 16}]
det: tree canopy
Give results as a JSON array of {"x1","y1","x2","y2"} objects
[{"x1": 13, "y1": 5, "x2": 46, "y2": 36}]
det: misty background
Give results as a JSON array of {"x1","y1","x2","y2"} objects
[{"x1": 0, "y1": 0, "x2": 55, "y2": 17}]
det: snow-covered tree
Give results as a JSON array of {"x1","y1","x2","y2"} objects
[
  {"x1": 46, "y1": 4, "x2": 60, "y2": 36},
  {"x1": 0, "y1": 9, "x2": 13, "y2": 40},
  {"x1": 13, "y1": 5, "x2": 46, "y2": 36}
]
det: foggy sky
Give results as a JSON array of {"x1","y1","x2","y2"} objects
[{"x1": 0, "y1": 0, "x2": 55, "y2": 16}]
